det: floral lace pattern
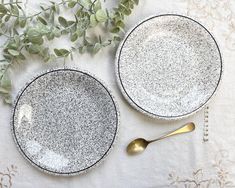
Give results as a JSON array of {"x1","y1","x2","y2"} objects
[
  {"x1": 182, "y1": 0, "x2": 235, "y2": 50},
  {"x1": 0, "y1": 165, "x2": 17, "y2": 188},
  {"x1": 203, "y1": 106, "x2": 209, "y2": 142},
  {"x1": 168, "y1": 150, "x2": 235, "y2": 188}
]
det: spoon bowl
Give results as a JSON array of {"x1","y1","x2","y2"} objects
[{"x1": 126, "y1": 138, "x2": 149, "y2": 155}]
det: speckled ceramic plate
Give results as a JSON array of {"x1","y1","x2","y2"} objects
[
  {"x1": 116, "y1": 14, "x2": 222, "y2": 120},
  {"x1": 12, "y1": 69, "x2": 119, "y2": 176}
]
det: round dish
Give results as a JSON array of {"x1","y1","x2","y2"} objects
[
  {"x1": 12, "y1": 69, "x2": 119, "y2": 176},
  {"x1": 116, "y1": 14, "x2": 222, "y2": 120}
]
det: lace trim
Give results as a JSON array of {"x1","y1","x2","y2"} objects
[{"x1": 203, "y1": 106, "x2": 209, "y2": 142}]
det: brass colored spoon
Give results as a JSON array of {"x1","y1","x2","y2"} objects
[{"x1": 126, "y1": 122, "x2": 195, "y2": 155}]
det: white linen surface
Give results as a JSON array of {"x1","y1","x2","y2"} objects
[{"x1": 0, "y1": 0, "x2": 235, "y2": 187}]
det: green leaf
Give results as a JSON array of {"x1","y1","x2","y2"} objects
[
  {"x1": 40, "y1": 47, "x2": 49, "y2": 55},
  {"x1": 28, "y1": 45, "x2": 42, "y2": 54},
  {"x1": 54, "y1": 29, "x2": 61, "y2": 37},
  {"x1": 14, "y1": 35, "x2": 20, "y2": 46},
  {"x1": 60, "y1": 49, "x2": 70, "y2": 56},
  {"x1": 54, "y1": 48, "x2": 70, "y2": 57},
  {"x1": 14, "y1": 18, "x2": 19, "y2": 27},
  {"x1": 40, "y1": 5, "x2": 46, "y2": 11},
  {"x1": 79, "y1": 46, "x2": 86, "y2": 54},
  {"x1": 76, "y1": 9, "x2": 82, "y2": 17},
  {"x1": 128, "y1": 1, "x2": 134, "y2": 9},
  {"x1": 19, "y1": 19, "x2": 26, "y2": 28},
  {"x1": 43, "y1": 55, "x2": 50, "y2": 62},
  {"x1": 93, "y1": 43, "x2": 102, "y2": 53},
  {"x1": 37, "y1": 24, "x2": 50, "y2": 35},
  {"x1": 68, "y1": 1, "x2": 76, "y2": 8},
  {"x1": 61, "y1": 29, "x2": 69, "y2": 35},
  {"x1": 90, "y1": 14, "x2": 97, "y2": 27},
  {"x1": 4, "y1": 15, "x2": 11, "y2": 22},
  {"x1": 8, "y1": 49, "x2": 19, "y2": 56},
  {"x1": 119, "y1": 3, "x2": 127, "y2": 12},
  {"x1": 31, "y1": 35, "x2": 43, "y2": 45},
  {"x1": 27, "y1": 28, "x2": 40, "y2": 38},
  {"x1": 76, "y1": 29, "x2": 84, "y2": 37},
  {"x1": 0, "y1": 23, "x2": 6, "y2": 30},
  {"x1": 58, "y1": 16, "x2": 68, "y2": 27},
  {"x1": 133, "y1": 0, "x2": 139, "y2": 5},
  {"x1": 44, "y1": 54, "x2": 56, "y2": 62},
  {"x1": 40, "y1": 47, "x2": 50, "y2": 61},
  {"x1": 18, "y1": 53, "x2": 26, "y2": 60},
  {"x1": 11, "y1": 5, "x2": 19, "y2": 16},
  {"x1": 27, "y1": 29, "x2": 43, "y2": 45},
  {"x1": 54, "y1": 49, "x2": 61, "y2": 56},
  {"x1": 113, "y1": 35, "x2": 121, "y2": 42},
  {"x1": 67, "y1": 20, "x2": 75, "y2": 26},
  {"x1": 93, "y1": 0, "x2": 101, "y2": 12},
  {"x1": 70, "y1": 33, "x2": 78, "y2": 42},
  {"x1": 38, "y1": 16, "x2": 47, "y2": 25},
  {"x1": 95, "y1": 9, "x2": 107, "y2": 22},
  {"x1": 3, "y1": 54, "x2": 13, "y2": 61},
  {"x1": 123, "y1": 8, "x2": 131, "y2": 15},
  {"x1": 80, "y1": 0, "x2": 92, "y2": 9},
  {"x1": 51, "y1": 4, "x2": 56, "y2": 12},
  {"x1": 116, "y1": 20, "x2": 125, "y2": 28},
  {"x1": 7, "y1": 40, "x2": 18, "y2": 50},
  {"x1": 46, "y1": 32, "x2": 54, "y2": 40},
  {"x1": 0, "y1": 5, "x2": 7, "y2": 15},
  {"x1": 110, "y1": 27, "x2": 120, "y2": 33},
  {"x1": 0, "y1": 87, "x2": 9, "y2": 94}
]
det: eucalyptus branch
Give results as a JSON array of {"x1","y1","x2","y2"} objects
[
  {"x1": 26, "y1": 1, "x2": 69, "y2": 19},
  {"x1": 0, "y1": 0, "x2": 139, "y2": 104}
]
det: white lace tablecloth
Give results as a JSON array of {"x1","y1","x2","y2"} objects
[{"x1": 0, "y1": 0, "x2": 235, "y2": 187}]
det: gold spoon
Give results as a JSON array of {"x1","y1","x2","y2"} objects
[{"x1": 126, "y1": 122, "x2": 195, "y2": 155}]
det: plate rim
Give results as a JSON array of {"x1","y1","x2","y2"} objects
[
  {"x1": 11, "y1": 68, "x2": 120, "y2": 176},
  {"x1": 115, "y1": 13, "x2": 223, "y2": 120}
]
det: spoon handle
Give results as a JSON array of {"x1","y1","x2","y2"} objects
[{"x1": 149, "y1": 122, "x2": 195, "y2": 143}]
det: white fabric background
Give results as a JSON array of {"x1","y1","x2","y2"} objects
[{"x1": 0, "y1": 0, "x2": 235, "y2": 187}]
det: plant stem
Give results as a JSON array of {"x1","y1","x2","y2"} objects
[
  {"x1": 5, "y1": 13, "x2": 18, "y2": 17},
  {"x1": 26, "y1": 0, "x2": 89, "y2": 19},
  {"x1": 26, "y1": 1, "x2": 66, "y2": 19},
  {"x1": 0, "y1": 33, "x2": 11, "y2": 38},
  {"x1": 3, "y1": 1, "x2": 22, "y2": 5},
  {"x1": 89, "y1": 0, "x2": 97, "y2": 13}
]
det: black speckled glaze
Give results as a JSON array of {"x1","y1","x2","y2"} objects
[
  {"x1": 116, "y1": 14, "x2": 223, "y2": 120},
  {"x1": 12, "y1": 69, "x2": 119, "y2": 176}
]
